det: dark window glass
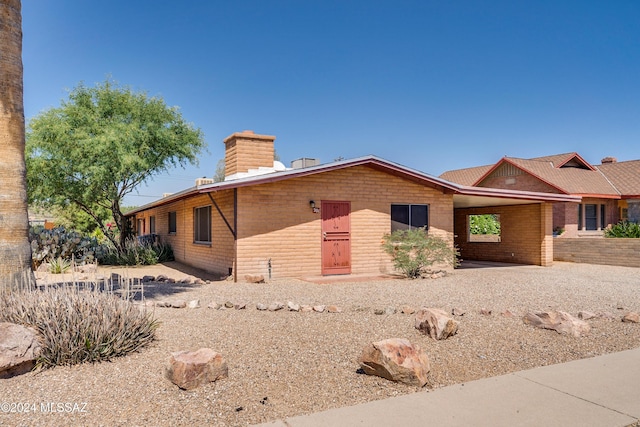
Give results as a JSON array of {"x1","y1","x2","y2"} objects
[
  {"x1": 168, "y1": 212, "x2": 177, "y2": 234},
  {"x1": 391, "y1": 204, "x2": 428, "y2": 232},
  {"x1": 149, "y1": 216, "x2": 156, "y2": 234},
  {"x1": 194, "y1": 206, "x2": 211, "y2": 243},
  {"x1": 585, "y1": 204, "x2": 597, "y2": 230}
]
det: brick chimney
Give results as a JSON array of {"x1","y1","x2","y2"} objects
[
  {"x1": 601, "y1": 156, "x2": 617, "y2": 164},
  {"x1": 223, "y1": 130, "x2": 276, "y2": 178}
]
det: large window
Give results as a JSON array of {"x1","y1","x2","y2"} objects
[
  {"x1": 168, "y1": 211, "x2": 177, "y2": 234},
  {"x1": 194, "y1": 206, "x2": 211, "y2": 243},
  {"x1": 391, "y1": 204, "x2": 428, "y2": 232},
  {"x1": 579, "y1": 203, "x2": 605, "y2": 231},
  {"x1": 149, "y1": 216, "x2": 156, "y2": 234}
]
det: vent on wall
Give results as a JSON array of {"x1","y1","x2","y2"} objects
[
  {"x1": 195, "y1": 177, "x2": 215, "y2": 186},
  {"x1": 291, "y1": 158, "x2": 320, "y2": 169}
]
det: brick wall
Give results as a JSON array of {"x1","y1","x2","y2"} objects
[
  {"x1": 223, "y1": 131, "x2": 275, "y2": 177},
  {"x1": 454, "y1": 203, "x2": 553, "y2": 266},
  {"x1": 479, "y1": 173, "x2": 558, "y2": 193},
  {"x1": 554, "y1": 238, "x2": 640, "y2": 268}
]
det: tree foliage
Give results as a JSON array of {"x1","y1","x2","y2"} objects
[
  {"x1": 604, "y1": 221, "x2": 640, "y2": 238},
  {"x1": 26, "y1": 79, "x2": 205, "y2": 251},
  {"x1": 469, "y1": 214, "x2": 501, "y2": 235}
]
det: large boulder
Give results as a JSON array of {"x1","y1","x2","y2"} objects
[
  {"x1": 165, "y1": 348, "x2": 228, "y2": 390},
  {"x1": 415, "y1": 308, "x2": 459, "y2": 340},
  {"x1": 523, "y1": 311, "x2": 591, "y2": 337},
  {"x1": 358, "y1": 338, "x2": 430, "y2": 387},
  {"x1": 0, "y1": 322, "x2": 42, "y2": 379}
]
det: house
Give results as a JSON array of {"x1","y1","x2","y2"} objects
[
  {"x1": 125, "y1": 131, "x2": 579, "y2": 280},
  {"x1": 440, "y1": 153, "x2": 640, "y2": 238}
]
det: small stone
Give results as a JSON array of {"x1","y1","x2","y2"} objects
[
  {"x1": 142, "y1": 275, "x2": 155, "y2": 283},
  {"x1": 452, "y1": 308, "x2": 465, "y2": 317},
  {"x1": 144, "y1": 300, "x2": 155, "y2": 307},
  {"x1": 156, "y1": 275, "x2": 168, "y2": 282},
  {"x1": 287, "y1": 301, "x2": 300, "y2": 312},
  {"x1": 256, "y1": 303, "x2": 268, "y2": 311},
  {"x1": 327, "y1": 305, "x2": 342, "y2": 313},
  {"x1": 171, "y1": 300, "x2": 187, "y2": 309},
  {"x1": 300, "y1": 305, "x2": 313, "y2": 312},
  {"x1": 156, "y1": 301, "x2": 170, "y2": 308},
  {"x1": 384, "y1": 306, "x2": 397, "y2": 315},
  {"x1": 480, "y1": 309, "x2": 492, "y2": 316},
  {"x1": 166, "y1": 278, "x2": 176, "y2": 284},
  {"x1": 622, "y1": 312, "x2": 640, "y2": 323},
  {"x1": 234, "y1": 302, "x2": 247, "y2": 310},
  {"x1": 401, "y1": 306, "x2": 416, "y2": 315},
  {"x1": 224, "y1": 301, "x2": 234, "y2": 308},
  {"x1": 245, "y1": 274, "x2": 265, "y2": 283},
  {"x1": 187, "y1": 300, "x2": 200, "y2": 309},
  {"x1": 597, "y1": 311, "x2": 616, "y2": 321},
  {"x1": 578, "y1": 311, "x2": 597, "y2": 320},
  {"x1": 207, "y1": 301, "x2": 222, "y2": 310},
  {"x1": 268, "y1": 302, "x2": 284, "y2": 312},
  {"x1": 313, "y1": 305, "x2": 326, "y2": 313},
  {"x1": 374, "y1": 308, "x2": 385, "y2": 315},
  {"x1": 180, "y1": 278, "x2": 193, "y2": 284},
  {"x1": 501, "y1": 310, "x2": 515, "y2": 318}
]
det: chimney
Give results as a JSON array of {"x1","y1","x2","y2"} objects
[
  {"x1": 601, "y1": 156, "x2": 617, "y2": 164},
  {"x1": 223, "y1": 130, "x2": 276, "y2": 178}
]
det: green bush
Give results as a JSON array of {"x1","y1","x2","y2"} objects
[
  {"x1": 99, "y1": 239, "x2": 174, "y2": 266},
  {"x1": 469, "y1": 214, "x2": 501, "y2": 235},
  {"x1": 605, "y1": 221, "x2": 640, "y2": 238},
  {"x1": 0, "y1": 286, "x2": 159, "y2": 368},
  {"x1": 48, "y1": 257, "x2": 71, "y2": 274},
  {"x1": 382, "y1": 228, "x2": 458, "y2": 279},
  {"x1": 29, "y1": 226, "x2": 107, "y2": 269}
]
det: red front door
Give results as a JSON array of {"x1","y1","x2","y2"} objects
[{"x1": 321, "y1": 201, "x2": 351, "y2": 275}]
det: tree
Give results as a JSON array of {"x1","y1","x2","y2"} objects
[
  {"x1": 0, "y1": 0, "x2": 36, "y2": 291},
  {"x1": 26, "y1": 79, "x2": 205, "y2": 252}
]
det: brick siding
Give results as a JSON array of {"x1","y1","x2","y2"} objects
[{"x1": 554, "y1": 238, "x2": 640, "y2": 268}]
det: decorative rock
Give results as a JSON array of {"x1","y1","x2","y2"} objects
[
  {"x1": 622, "y1": 312, "x2": 640, "y2": 323},
  {"x1": 207, "y1": 301, "x2": 222, "y2": 310},
  {"x1": 578, "y1": 311, "x2": 597, "y2": 320},
  {"x1": 597, "y1": 311, "x2": 616, "y2": 321},
  {"x1": 401, "y1": 306, "x2": 416, "y2": 315},
  {"x1": 327, "y1": 305, "x2": 342, "y2": 313},
  {"x1": 156, "y1": 301, "x2": 170, "y2": 308},
  {"x1": 523, "y1": 311, "x2": 591, "y2": 337},
  {"x1": 415, "y1": 308, "x2": 459, "y2": 340},
  {"x1": 256, "y1": 303, "x2": 268, "y2": 311},
  {"x1": 300, "y1": 305, "x2": 313, "y2": 312},
  {"x1": 180, "y1": 278, "x2": 192, "y2": 284},
  {"x1": 480, "y1": 309, "x2": 492, "y2": 316},
  {"x1": 430, "y1": 271, "x2": 446, "y2": 279},
  {"x1": 171, "y1": 300, "x2": 187, "y2": 309},
  {"x1": 156, "y1": 274, "x2": 168, "y2": 282},
  {"x1": 451, "y1": 308, "x2": 465, "y2": 317},
  {"x1": 268, "y1": 302, "x2": 284, "y2": 312},
  {"x1": 374, "y1": 308, "x2": 385, "y2": 315},
  {"x1": 142, "y1": 275, "x2": 155, "y2": 283},
  {"x1": 187, "y1": 300, "x2": 200, "y2": 309},
  {"x1": 313, "y1": 305, "x2": 326, "y2": 313},
  {"x1": 384, "y1": 306, "x2": 397, "y2": 315},
  {"x1": 245, "y1": 274, "x2": 265, "y2": 284},
  {"x1": 224, "y1": 301, "x2": 234, "y2": 309},
  {"x1": 0, "y1": 323, "x2": 42, "y2": 379},
  {"x1": 358, "y1": 338, "x2": 430, "y2": 387},
  {"x1": 165, "y1": 348, "x2": 228, "y2": 390},
  {"x1": 287, "y1": 301, "x2": 300, "y2": 312},
  {"x1": 193, "y1": 278, "x2": 204, "y2": 285},
  {"x1": 166, "y1": 278, "x2": 176, "y2": 283},
  {"x1": 501, "y1": 310, "x2": 515, "y2": 318},
  {"x1": 234, "y1": 301, "x2": 247, "y2": 310}
]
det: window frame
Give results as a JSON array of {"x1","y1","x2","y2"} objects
[
  {"x1": 168, "y1": 211, "x2": 177, "y2": 234},
  {"x1": 193, "y1": 205, "x2": 212, "y2": 244},
  {"x1": 149, "y1": 215, "x2": 156, "y2": 234},
  {"x1": 390, "y1": 203, "x2": 429, "y2": 232}
]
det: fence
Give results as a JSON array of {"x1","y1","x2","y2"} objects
[{"x1": 553, "y1": 238, "x2": 640, "y2": 268}]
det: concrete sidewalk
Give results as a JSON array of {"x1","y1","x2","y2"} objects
[{"x1": 256, "y1": 347, "x2": 640, "y2": 427}]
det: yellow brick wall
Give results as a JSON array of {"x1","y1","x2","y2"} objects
[
  {"x1": 454, "y1": 203, "x2": 553, "y2": 266},
  {"x1": 224, "y1": 132, "x2": 275, "y2": 177}
]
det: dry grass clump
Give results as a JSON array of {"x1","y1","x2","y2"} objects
[{"x1": 0, "y1": 286, "x2": 159, "y2": 368}]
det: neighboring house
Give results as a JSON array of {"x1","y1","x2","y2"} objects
[
  {"x1": 126, "y1": 131, "x2": 578, "y2": 280},
  {"x1": 441, "y1": 153, "x2": 640, "y2": 238}
]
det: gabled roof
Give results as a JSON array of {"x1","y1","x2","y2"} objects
[
  {"x1": 441, "y1": 153, "x2": 621, "y2": 198},
  {"x1": 596, "y1": 159, "x2": 640, "y2": 197},
  {"x1": 126, "y1": 155, "x2": 580, "y2": 216}
]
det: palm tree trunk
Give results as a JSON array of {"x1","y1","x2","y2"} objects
[{"x1": 0, "y1": 0, "x2": 36, "y2": 291}]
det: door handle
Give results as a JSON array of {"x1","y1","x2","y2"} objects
[{"x1": 323, "y1": 232, "x2": 327, "y2": 240}]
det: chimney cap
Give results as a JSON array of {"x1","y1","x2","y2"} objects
[
  {"x1": 223, "y1": 130, "x2": 276, "y2": 144},
  {"x1": 601, "y1": 156, "x2": 617, "y2": 164}
]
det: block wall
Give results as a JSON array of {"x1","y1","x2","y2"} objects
[{"x1": 554, "y1": 238, "x2": 640, "y2": 268}]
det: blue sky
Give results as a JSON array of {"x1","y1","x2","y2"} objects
[{"x1": 22, "y1": 1, "x2": 640, "y2": 206}]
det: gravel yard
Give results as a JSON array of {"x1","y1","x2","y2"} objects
[{"x1": 2, "y1": 261, "x2": 639, "y2": 426}]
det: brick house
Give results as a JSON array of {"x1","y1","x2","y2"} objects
[
  {"x1": 441, "y1": 153, "x2": 640, "y2": 238},
  {"x1": 126, "y1": 131, "x2": 578, "y2": 280}
]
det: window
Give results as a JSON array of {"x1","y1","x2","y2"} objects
[
  {"x1": 391, "y1": 204, "x2": 428, "y2": 232},
  {"x1": 579, "y1": 203, "x2": 605, "y2": 231},
  {"x1": 137, "y1": 218, "x2": 145, "y2": 236},
  {"x1": 468, "y1": 214, "x2": 501, "y2": 242},
  {"x1": 149, "y1": 216, "x2": 156, "y2": 234},
  {"x1": 168, "y1": 211, "x2": 177, "y2": 234},
  {"x1": 194, "y1": 206, "x2": 211, "y2": 243}
]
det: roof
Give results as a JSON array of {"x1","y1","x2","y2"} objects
[
  {"x1": 596, "y1": 159, "x2": 640, "y2": 197},
  {"x1": 441, "y1": 153, "x2": 627, "y2": 198},
  {"x1": 126, "y1": 155, "x2": 579, "y2": 216}
]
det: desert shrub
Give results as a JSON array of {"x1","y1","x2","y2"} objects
[
  {"x1": 382, "y1": 228, "x2": 458, "y2": 279},
  {"x1": 605, "y1": 221, "x2": 640, "y2": 238},
  {"x1": 29, "y1": 226, "x2": 107, "y2": 269},
  {"x1": 99, "y1": 239, "x2": 174, "y2": 266},
  {"x1": 0, "y1": 286, "x2": 159, "y2": 368},
  {"x1": 48, "y1": 257, "x2": 71, "y2": 274}
]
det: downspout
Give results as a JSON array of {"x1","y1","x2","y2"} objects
[{"x1": 233, "y1": 188, "x2": 238, "y2": 283}]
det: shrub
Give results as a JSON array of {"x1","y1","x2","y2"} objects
[
  {"x1": 48, "y1": 257, "x2": 71, "y2": 274},
  {"x1": 0, "y1": 286, "x2": 159, "y2": 368},
  {"x1": 605, "y1": 221, "x2": 640, "y2": 238},
  {"x1": 469, "y1": 214, "x2": 501, "y2": 235},
  {"x1": 99, "y1": 239, "x2": 174, "y2": 266},
  {"x1": 382, "y1": 228, "x2": 458, "y2": 279},
  {"x1": 29, "y1": 226, "x2": 107, "y2": 269}
]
